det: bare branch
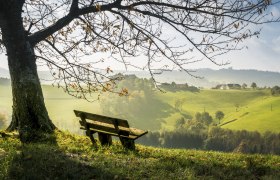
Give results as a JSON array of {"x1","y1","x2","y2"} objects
[{"x1": 17, "y1": 0, "x2": 280, "y2": 99}]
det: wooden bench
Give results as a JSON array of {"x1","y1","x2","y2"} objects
[{"x1": 74, "y1": 110, "x2": 148, "y2": 150}]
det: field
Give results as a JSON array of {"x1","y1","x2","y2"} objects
[
  {"x1": 0, "y1": 131, "x2": 279, "y2": 179},
  {"x1": 160, "y1": 89, "x2": 280, "y2": 133},
  {"x1": 1, "y1": 85, "x2": 280, "y2": 133},
  {"x1": 0, "y1": 85, "x2": 102, "y2": 133},
  {"x1": 1, "y1": 85, "x2": 280, "y2": 179}
]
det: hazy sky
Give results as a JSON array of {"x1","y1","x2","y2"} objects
[{"x1": 0, "y1": 4, "x2": 280, "y2": 73}]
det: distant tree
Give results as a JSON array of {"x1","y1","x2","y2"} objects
[
  {"x1": 195, "y1": 112, "x2": 213, "y2": 125},
  {"x1": 215, "y1": 111, "x2": 225, "y2": 124},
  {"x1": 271, "y1": 86, "x2": 280, "y2": 96},
  {"x1": 242, "y1": 83, "x2": 248, "y2": 89},
  {"x1": 0, "y1": 78, "x2": 10, "y2": 85},
  {"x1": 195, "y1": 112, "x2": 202, "y2": 122},
  {"x1": 251, "y1": 82, "x2": 257, "y2": 89},
  {"x1": 201, "y1": 112, "x2": 213, "y2": 125},
  {"x1": 234, "y1": 103, "x2": 240, "y2": 112},
  {"x1": 175, "y1": 117, "x2": 186, "y2": 129},
  {"x1": 174, "y1": 99, "x2": 185, "y2": 112}
]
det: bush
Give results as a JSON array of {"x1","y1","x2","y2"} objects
[{"x1": 271, "y1": 86, "x2": 280, "y2": 96}]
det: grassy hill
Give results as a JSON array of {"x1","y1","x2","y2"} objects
[
  {"x1": 0, "y1": 85, "x2": 102, "y2": 133},
  {"x1": 159, "y1": 89, "x2": 280, "y2": 133},
  {"x1": 1, "y1": 85, "x2": 280, "y2": 133},
  {"x1": 0, "y1": 131, "x2": 279, "y2": 179}
]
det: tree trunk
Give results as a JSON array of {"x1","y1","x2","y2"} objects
[{"x1": 0, "y1": 2, "x2": 55, "y2": 142}]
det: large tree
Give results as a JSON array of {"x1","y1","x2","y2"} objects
[{"x1": 0, "y1": 0, "x2": 278, "y2": 142}]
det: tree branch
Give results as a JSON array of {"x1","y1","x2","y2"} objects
[{"x1": 28, "y1": 1, "x2": 122, "y2": 46}]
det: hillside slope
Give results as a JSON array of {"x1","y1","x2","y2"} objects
[
  {"x1": 159, "y1": 89, "x2": 280, "y2": 133},
  {"x1": 0, "y1": 131, "x2": 279, "y2": 179},
  {"x1": 1, "y1": 85, "x2": 280, "y2": 133},
  {"x1": 222, "y1": 96, "x2": 280, "y2": 132},
  {"x1": 124, "y1": 68, "x2": 280, "y2": 88}
]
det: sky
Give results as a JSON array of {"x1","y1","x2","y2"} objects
[{"x1": 0, "y1": 3, "x2": 280, "y2": 73}]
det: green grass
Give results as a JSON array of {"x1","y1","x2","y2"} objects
[
  {"x1": 0, "y1": 85, "x2": 102, "y2": 132},
  {"x1": 222, "y1": 96, "x2": 280, "y2": 132},
  {"x1": 1, "y1": 85, "x2": 280, "y2": 133},
  {"x1": 0, "y1": 131, "x2": 279, "y2": 179},
  {"x1": 158, "y1": 89, "x2": 280, "y2": 133}
]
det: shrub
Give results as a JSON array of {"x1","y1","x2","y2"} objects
[{"x1": 271, "y1": 86, "x2": 280, "y2": 96}]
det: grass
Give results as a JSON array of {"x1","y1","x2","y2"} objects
[
  {"x1": 158, "y1": 89, "x2": 280, "y2": 133},
  {"x1": 1, "y1": 85, "x2": 280, "y2": 133},
  {"x1": 0, "y1": 130, "x2": 279, "y2": 179},
  {"x1": 222, "y1": 96, "x2": 280, "y2": 132},
  {"x1": 0, "y1": 85, "x2": 102, "y2": 133}
]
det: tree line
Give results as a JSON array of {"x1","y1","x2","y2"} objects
[
  {"x1": 0, "y1": 78, "x2": 10, "y2": 85},
  {"x1": 137, "y1": 127, "x2": 280, "y2": 155},
  {"x1": 137, "y1": 110, "x2": 280, "y2": 155}
]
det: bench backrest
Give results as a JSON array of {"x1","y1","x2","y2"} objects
[{"x1": 74, "y1": 110, "x2": 130, "y2": 128}]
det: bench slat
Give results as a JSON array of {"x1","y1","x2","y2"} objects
[
  {"x1": 74, "y1": 110, "x2": 129, "y2": 128},
  {"x1": 79, "y1": 121, "x2": 130, "y2": 136},
  {"x1": 80, "y1": 120, "x2": 147, "y2": 137},
  {"x1": 129, "y1": 128, "x2": 148, "y2": 138},
  {"x1": 80, "y1": 127, "x2": 138, "y2": 140}
]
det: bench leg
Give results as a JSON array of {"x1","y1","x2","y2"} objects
[
  {"x1": 98, "y1": 132, "x2": 112, "y2": 146},
  {"x1": 86, "y1": 131, "x2": 97, "y2": 147},
  {"x1": 120, "y1": 137, "x2": 135, "y2": 150}
]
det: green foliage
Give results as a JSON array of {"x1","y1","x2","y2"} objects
[
  {"x1": 271, "y1": 86, "x2": 280, "y2": 96},
  {"x1": 139, "y1": 127, "x2": 280, "y2": 155},
  {"x1": 99, "y1": 75, "x2": 174, "y2": 130},
  {"x1": 195, "y1": 112, "x2": 213, "y2": 125},
  {"x1": 175, "y1": 117, "x2": 185, "y2": 129},
  {"x1": 160, "y1": 82, "x2": 200, "y2": 92},
  {"x1": 251, "y1": 82, "x2": 257, "y2": 89},
  {"x1": 161, "y1": 130, "x2": 205, "y2": 149},
  {"x1": 215, "y1": 110, "x2": 225, "y2": 124},
  {"x1": 1, "y1": 131, "x2": 279, "y2": 179},
  {"x1": 242, "y1": 83, "x2": 247, "y2": 89}
]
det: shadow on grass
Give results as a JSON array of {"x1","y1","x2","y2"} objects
[
  {"x1": 5, "y1": 135, "x2": 117, "y2": 180},
  {"x1": 130, "y1": 149, "x2": 280, "y2": 179}
]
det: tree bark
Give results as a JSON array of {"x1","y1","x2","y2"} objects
[{"x1": 0, "y1": 2, "x2": 55, "y2": 142}]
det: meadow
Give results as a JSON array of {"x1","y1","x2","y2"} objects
[
  {"x1": 1, "y1": 83, "x2": 280, "y2": 179},
  {"x1": 0, "y1": 131, "x2": 279, "y2": 179},
  {"x1": 1, "y1": 84, "x2": 280, "y2": 133},
  {"x1": 160, "y1": 89, "x2": 280, "y2": 133}
]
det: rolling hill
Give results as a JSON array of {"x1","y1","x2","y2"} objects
[
  {"x1": 1, "y1": 84, "x2": 279, "y2": 133},
  {"x1": 159, "y1": 89, "x2": 280, "y2": 133},
  {"x1": 1, "y1": 67, "x2": 280, "y2": 87},
  {"x1": 124, "y1": 68, "x2": 280, "y2": 88}
]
